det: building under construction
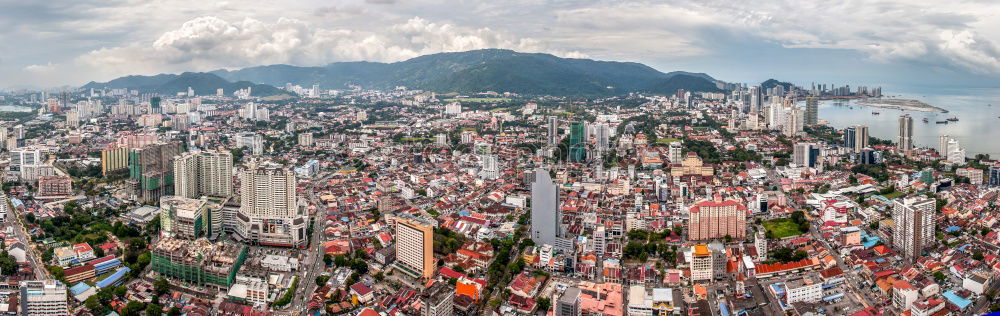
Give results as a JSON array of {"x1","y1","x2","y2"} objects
[
  {"x1": 151, "y1": 237, "x2": 248, "y2": 289},
  {"x1": 127, "y1": 142, "x2": 183, "y2": 202}
]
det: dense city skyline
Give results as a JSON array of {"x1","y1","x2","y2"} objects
[{"x1": 2, "y1": 1, "x2": 1000, "y2": 316}]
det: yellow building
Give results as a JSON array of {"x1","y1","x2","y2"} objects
[
  {"x1": 670, "y1": 152, "x2": 714, "y2": 177},
  {"x1": 395, "y1": 216, "x2": 435, "y2": 280},
  {"x1": 101, "y1": 146, "x2": 129, "y2": 176}
]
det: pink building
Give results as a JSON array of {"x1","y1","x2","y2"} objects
[
  {"x1": 579, "y1": 281, "x2": 623, "y2": 316},
  {"x1": 688, "y1": 196, "x2": 748, "y2": 241}
]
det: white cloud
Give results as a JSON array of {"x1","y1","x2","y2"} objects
[
  {"x1": 23, "y1": 62, "x2": 57, "y2": 73},
  {"x1": 682, "y1": 0, "x2": 1000, "y2": 74},
  {"x1": 3, "y1": 0, "x2": 1000, "y2": 87},
  {"x1": 73, "y1": 16, "x2": 585, "y2": 81},
  {"x1": 549, "y1": 0, "x2": 1000, "y2": 75},
  {"x1": 938, "y1": 30, "x2": 1000, "y2": 74}
]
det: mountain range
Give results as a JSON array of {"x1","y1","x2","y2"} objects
[
  {"x1": 83, "y1": 49, "x2": 726, "y2": 97},
  {"x1": 761, "y1": 78, "x2": 794, "y2": 91},
  {"x1": 81, "y1": 72, "x2": 288, "y2": 97}
]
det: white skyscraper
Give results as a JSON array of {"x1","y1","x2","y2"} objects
[
  {"x1": 892, "y1": 197, "x2": 935, "y2": 260},
  {"x1": 546, "y1": 116, "x2": 559, "y2": 146},
  {"x1": 782, "y1": 105, "x2": 804, "y2": 137},
  {"x1": 755, "y1": 230, "x2": 768, "y2": 261},
  {"x1": 767, "y1": 104, "x2": 785, "y2": 130},
  {"x1": 479, "y1": 154, "x2": 500, "y2": 180},
  {"x1": 66, "y1": 110, "x2": 80, "y2": 128},
  {"x1": 298, "y1": 132, "x2": 314, "y2": 147},
  {"x1": 792, "y1": 143, "x2": 818, "y2": 168},
  {"x1": 530, "y1": 168, "x2": 560, "y2": 247},
  {"x1": 174, "y1": 150, "x2": 233, "y2": 199},
  {"x1": 749, "y1": 86, "x2": 762, "y2": 113},
  {"x1": 444, "y1": 102, "x2": 462, "y2": 115},
  {"x1": 10, "y1": 148, "x2": 42, "y2": 173},
  {"x1": 898, "y1": 115, "x2": 914, "y2": 152},
  {"x1": 595, "y1": 123, "x2": 611, "y2": 152},
  {"x1": 236, "y1": 133, "x2": 265, "y2": 155},
  {"x1": 20, "y1": 280, "x2": 68, "y2": 316},
  {"x1": 668, "y1": 142, "x2": 683, "y2": 163},
  {"x1": 947, "y1": 138, "x2": 965, "y2": 165},
  {"x1": 236, "y1": 161, "x2": 306, "y2": 247},
  {"x1": 240, "y1": 102, "x2": 270, "y2": 121},
  {"x1": 938, "y1": 135, "x2": 951, "y2": 155}
]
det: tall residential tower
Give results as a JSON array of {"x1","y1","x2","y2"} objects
[
  {"x1": 898, "y1": 115, "x2": 914, "y2": 152},
  {"x1": 530, "y1": 168, "x2": 561, "y2": 247},
  {"x1": 892, "y1": 197, "x2": 935, "y2": 260},
  {"x1": 174, "y1": 150, "x2": 233, "y2": 199}
]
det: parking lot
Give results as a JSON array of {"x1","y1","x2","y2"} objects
[{"x1": 759, "y1": 277, "x2": 866, "y2": 315}]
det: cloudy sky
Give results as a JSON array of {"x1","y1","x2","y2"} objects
[{"x1": 2, "y1": 0, "x2": 999, "y2": 90}]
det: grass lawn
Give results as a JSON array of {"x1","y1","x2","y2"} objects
[
  {"x1": 882, "y1": 191, "x2": 904, "y2": 199},
  {"x1": 763, "y1": 218, "x2": 804, "y2": 239},
  {"x1": 656, "y1": 137, "x2": 682, "y2": 144}
]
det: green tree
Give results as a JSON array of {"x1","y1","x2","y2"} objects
[
  {"x1": 934, "y1": 271, "x2": 946, "y2": 283},
  {"x1": 0, "y1": 249, "x2": 17, "y2": 276},
  {"x1": 537, "y1": 297, "x2": 551, "y2": 311},
  {"x1": 47, "y1": 266, "x2": 65, "y2": 282},
  {"x1": 154, "y1": 277, "x2": 170, "y2": 296},
  {"x1": 316, "y1": 275, "x2": 330, "y2": 286},
  {"x1": 121, "y1": 301, "x2": 146, "y2": 316},
  {"x1": 84, "y1": 296, "x2": 103, "y2": 313},
  {"x1": 145, "y1": 303, "x2": 163, "y2": 316}
]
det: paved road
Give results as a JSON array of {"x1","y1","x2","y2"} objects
[
  {"x1": 971, "y1": 276, "x2": 1000, "y2": 314},
  {"x1": 767, "y1": 169, "x2": 874, "y2": 311},
  {"x1": 9, "y1": 203, "x2": 48, "y2": 280},
  {"x1": 290, "y1": 172, "x2": 335, "y2": 315}
]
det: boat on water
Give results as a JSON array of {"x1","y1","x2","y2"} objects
[
  {"x1": 872, "y1": 111, "x2": 880, "y2": 115},
  {"x1": 936, "y1": 120, "x2": 949, "y2": 124},
  {"x1": 922, "y1": 118, "x2": 929, "y2": 123},
  {"x1": 947, "y1": 117, "x2": 959, "y2": 122}
]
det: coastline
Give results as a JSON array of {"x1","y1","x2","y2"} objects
[{"x1": 855, "y1": 98, "x2": 947, "y2": 113}]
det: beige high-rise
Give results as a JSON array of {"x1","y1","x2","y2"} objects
[
  {"x1": 174, "y1": 150, "x2": 233, "y2": 199},
  {"x1": 395, "y1": 216, "x2": 435, "y2": 280}
]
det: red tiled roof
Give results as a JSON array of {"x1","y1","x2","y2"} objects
[
  {"x1": 350, "y1": 282, "x2": 373, "y2": 296},
  {"x1": 755, "y1": 258, "x2": 817, "y2": 274}
]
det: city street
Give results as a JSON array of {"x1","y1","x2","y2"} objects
[
  {"x1": 9, "y1": 202, "x2": 48, "y2": 280},
  {"x1": 291, "y1": 171, "x2": 335, "y2": 315}
]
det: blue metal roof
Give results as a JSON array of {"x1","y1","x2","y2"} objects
[
  {"x1": 69, "y1": 282, "x2": 91, "y2": 295},
  {"x1": 719, "y1": 302, "x2": 730, "y2": 316},
  {"x1": 93, "y1": 258, "x2": 121, "y2": 269},
  {"x1": 943, "y1": 291, "x2": 972, "y2": 309},
  {"x1": 823, "y1": 293, "x2": 844, "y2": 302},
  {"x1": 96, "y1": 267, "x2": 130, "y2": 288}
]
